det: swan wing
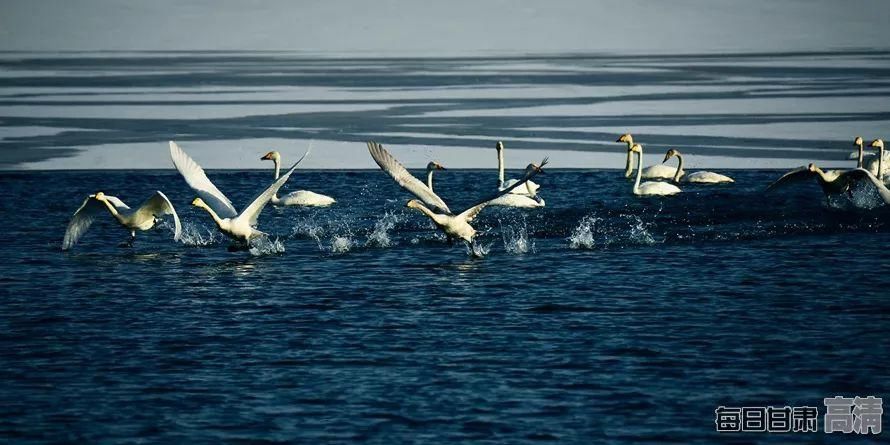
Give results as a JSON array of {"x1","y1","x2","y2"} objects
[
  {"x1": 841, "y1": 168, "x2": 890, "y2": 203},
  {"x1": 133, "y1": 191, "x2": 182, "y2": 241},
  {"x1": 168, "y1": 141, "x2": 238, "y2": 218},
  {"x1": 238, "y1": 149, "x2": 310, "y2": 226},
  {"x1": 62, "y1": 194, "x2": 124, "y2": 250},
  {"x1": 459, "y1": 157, "x2": 547, "y2": 221},
  {"x1": 765, "y1": 166, "x2": 814, "y2": 192},
  {"x1": 367, "y1": 141, "x2": 451, "y2": 214}
]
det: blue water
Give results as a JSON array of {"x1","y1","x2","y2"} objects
[{"x1": 1, "y1": 168, "x2": 888, "y2": 443}]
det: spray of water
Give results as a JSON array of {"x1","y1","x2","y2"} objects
[{"x1": 568, "y1": 212, "x2": 656, "y2": 249}]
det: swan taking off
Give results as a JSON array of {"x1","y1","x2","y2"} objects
[
  {"x1": 767, "y1": 163, "x2": 870, "y2": 196},
  {"x1": 368, "y1": 141, "x2": 546, "y2": 245},
  {"x1": 62, "y1": 191, "x2": 181, "y2": 250},
  {"x1": 662, "y1": 149, "x2": 734, "y2": 184},
  {"x1": 630, "y1": 144, "x2": 681, "y2": 196},
  {"x1": 260, "y1": 151, "x2": 336, "y2": 207},
  {"x1": 170, "y1": 141, "x2": 307, "y2": 246},
  {"x1": 490, "y1": 141, "x2": 545, "y2": 208}
]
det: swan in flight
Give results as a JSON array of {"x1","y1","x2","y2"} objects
[
  {"x1": 368, "y1": 141, "x2": 546, "y2": 246},
  {"x1": 630, "y1": 144, "x2": 682, "y2": 196},
  {"x1": 169, "y1": 141, "x2": 307, "y2": 246},
  {"x1": 767, "y1": 163, "x2": 870, "y2": 196},
  {"x1": 260, "y1": 151, "x2": 336, "y2": 207},
  {"x1": 662, "y1": 149, "x2": 734, "y2": 184},
  {"x1": 496, "y1": 141, "x2": 541, "y2": 196},
  {"x1": 616, "y1": 133, "x2": 636, "y2": 178},
  {"x1": 62, "y1": 191, "x2": 181, "y2": 250}
]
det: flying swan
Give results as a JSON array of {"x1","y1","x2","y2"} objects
[
  {"x1": 766, "y1": 162, "x2": 877, "y2": 197},
  {"x1": 662, "y1": 149, "x2": 734, "y2": 184},
  {"x1": 260, "y1": 150, "x2": 336, "y2": 207},
  {"x1": 630, "y1": 144, "x2": 682, "y2": 196},
  {"x1": 169, "y1": 141, "x2": 307, "y2": 247},
  {"x1": 62, "y1": 191, "x2": 181, "y2": 250},
  {"x1": 368, "y1": 141, "x2": 546, "y2": 247}
]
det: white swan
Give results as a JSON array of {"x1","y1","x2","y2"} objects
[
  {"x1": 169, "y1": 141, "x2": 307, "y2": 246},
  {"x1": 866, "y1": 139, "x2": 888, "y2": 181},
  {"x1": 368, "y1": 141, "x2": 546, "y2": 245},
  {"x1": 662, "y1": 149, "x2": 734, "y2": 184},
  {"x1": 767, "y1": 163, "x2": 869, "y2": 196},
  {"x1": 616, "y1": 133, "x2": 636, "y2": 178},
  {"x1": 630, "y1": 144, "x2": 682, "y2": 196},
  {"x1": 62, "y1": 191, "x2": 181, "y2": 250},
  {"x1": 260, "y1": 151, "x2": 336, "y2": 207},
  {"x1": 496, "y1": 141, "x2": 541, "y2": 196}
]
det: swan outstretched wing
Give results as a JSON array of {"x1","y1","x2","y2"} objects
[
  {"x1": 367, "y1": 141, "x2": 451, "y2": 214},
  {"x1": 840, "y1": 168, "x2": 890, "y2": 204},
  {"x1": 132, "y1": 191, "x2": 182, "y2": 241},
  {"x1": 169, "y1": 141, "x2": 238, "y2": 218},
  {"x1": 765, "y1": 166, "x2": 813, "y2": 192},
  {"x1": 458, "y1": 157, "x2": 548, "y2": 221},
  {"x1": 238, "y1": 149, "x2": 310, "y2": 226},
  {"x1": 62, "y1": 194, "x2": 129, "y2": 250}
]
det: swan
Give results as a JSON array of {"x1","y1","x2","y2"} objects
[
  {"x1": 169, "y1": 141, "x2": 307, "y2": 246},
  {"x1": 260, "y1": 151, "x2": 336, "y2": 207},
  {"x1": 629, "y1": 144, "x2": 682, "y2": 196},
  {"x1": 616, "y1": 133, "x2": 636, "y2": 178},
  {"x1": 368, "y1": 141, "x2": 546, "y2": 245},
  {"x1": 616, "y1": 134, "x2": 684, "y2": 179},
  {"x1": 866, "y1": 139, "x2": 888, "y2": 181},
  {"x1": 662, "y1": 149, "x2": 734, "y2": 184},
  {"x1": 767, "y1": 163, "x2": 868, "y2": 196},
  {"x1": 496, "y1": 141, "x2": 541, "y2": 196},
  {"x1": 62, "y1": 191, "x2": 181, "y2": 250}
]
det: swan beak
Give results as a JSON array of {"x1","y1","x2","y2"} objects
[
  {"x1": 615, "y1": 136, "x2": 623, "y2": 142},
  {"x1": 437, "y1": 164, "x2": 446, "y2": 171},
  {"x1": 260, "y1": 153, "x2": 272, "y2": 160},
  {"x1": 191, "y1": 197, "x2": 203, "y2": 206}
]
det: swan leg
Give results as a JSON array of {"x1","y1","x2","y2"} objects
[{"x1": 118, "y1": 231, "x2": 136, "y2": 248}]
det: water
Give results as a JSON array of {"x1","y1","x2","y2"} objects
[{"x1": 1, "y1": 168, "x2": 889, "y2": 443}]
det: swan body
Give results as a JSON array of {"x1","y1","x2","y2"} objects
[
  {"x1": 640, "y1": 163, "x2": 683, "y2": 180},
  {"x1": 260, "y1": 151, "x2": 335, "y2": 207},
  {"x1": 496, "y1": 141, "x2": 541, "y2": 196},
  {"x1": 630, "y1": 144, "x2": 681, "y2": 196},
  {"x1": 170, "y1": 141, "x2": 307, "y2": 245},
  {"x1": 368, "y1": 141, "x2": 546, "y2": 245},
  {"x1": 62, "y1": 191, "x2": 181, "y2": 250},
  {"x1": 663, "y1": 149, "x2": 734, "y2": 184}
]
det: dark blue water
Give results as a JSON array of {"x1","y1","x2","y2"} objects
[{"x1": 1, "y1": 169, "x2": 889, "y2": 443}]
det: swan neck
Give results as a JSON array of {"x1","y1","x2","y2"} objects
[
  {"x1": 857, "y1": 141, "x2": 864, "y2": 169},
  {"x1": 497, "y1": 147, "x2": 505, "y2": 186},
  {"x1": 427, "y1": 169, "x2": 435, "y2": 192},
  {"x1": 633, "y1": 149, "x2": 643, "y2": 193},
  {"x1": 624, "y1": 150, "x2": 634, "y2": 178},
  {"x1": 879, "y1": 146, "x2": 884, "y2": 181},
  {"x1": 672, "y1": 154, "x2": 684, "y2": 183},
  {"x1": 411, "y1": 202, "x2": 437, "y2": 220},
  {"x1": 273, "y1": 158, "x2": 281, "y2": 179},
  {"x1": 99, "y1": 198, "x2": 126, "y2": 224},
  {"x1": 200, "y1": 203, "x2": 225, "y2": 227}
]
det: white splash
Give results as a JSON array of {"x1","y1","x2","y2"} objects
[
  {"x1": 500, "y1": 220, "x2": 536, "y2": 254},
  {"x1": 568, "y1": 213, "x2": 656, "y2": 249},
  {"x1": 466, "y1": 241, "x2": 491, "y2": 258},
  {"x1": 365, "y1": 211, "x2": 401, "y2": 248},
  {"x1": 178, "y1": 221, "x2": 222, "y2": 247},
  {"x1": 249, "y1": 237, "x2": 286, "y2": 256},
  {"x1": 330, "y1": 235, "x2": 354, "y2": 253}
]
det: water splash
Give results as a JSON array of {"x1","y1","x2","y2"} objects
[
  {"x1": 248, "y1": 237, "x2": 286, "y2": 256},
  {"x1": 568, "y1": 213, "x2": 656, "y2": 249},
  {"x1": 466, "y1": 241, "x2": 491, "y2": 258},
  {"x1": 330, "y1": 235, "x2": 354, "y2": 253},
  {"x1": 178, "y1": 222, "x2": 222, "y2": 247},
  {"x1": 500, "y1": 219, "x2": 536, "y2": 254},
  {"x1": 365, "y1": 211, "x2": 401, "y2": 248},
  {"x1": 291, "y1": 216, "x2": 326, "y2": 249}
]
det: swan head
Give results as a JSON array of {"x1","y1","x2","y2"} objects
[
  {"x1": 807, "y1": 163, "x2": 819, "y2": 172},
  {"x1": 663, "y1": 148, "x2": 680, "y2": 163},
  {"x1": 616, "y1": 133, "x2": 633, "y2": 143},
  {"x1": 260, "y1": 151, "x2": 281, "y2": 162},
  {"x1": 405, "y1": 199, "x2": 425, "y2": 210},
  {"x1": 525, "y1": 157, "x2": 549, "y2": 175},
  {"x1": 495, "y1": 141, "x2": 504, "y2": 151},
  {"x1": 870, "y1": 139, "x2": 884, "y2": 149},
  {"x1": 94, "y1": 191, "x2": 106, "y2": 201},
  {"x1": 854, "y1": 136, "x2": 863, "y2": 146},
  {"x1": 191, "y1": 197, "x2": 206, "y2": 208},
  {"x1": 630, "y1": 143, "x2": 643, "y2": 154},
  {"x1": 426, "y1": 161, "x2": 446, "y2": 171}
]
